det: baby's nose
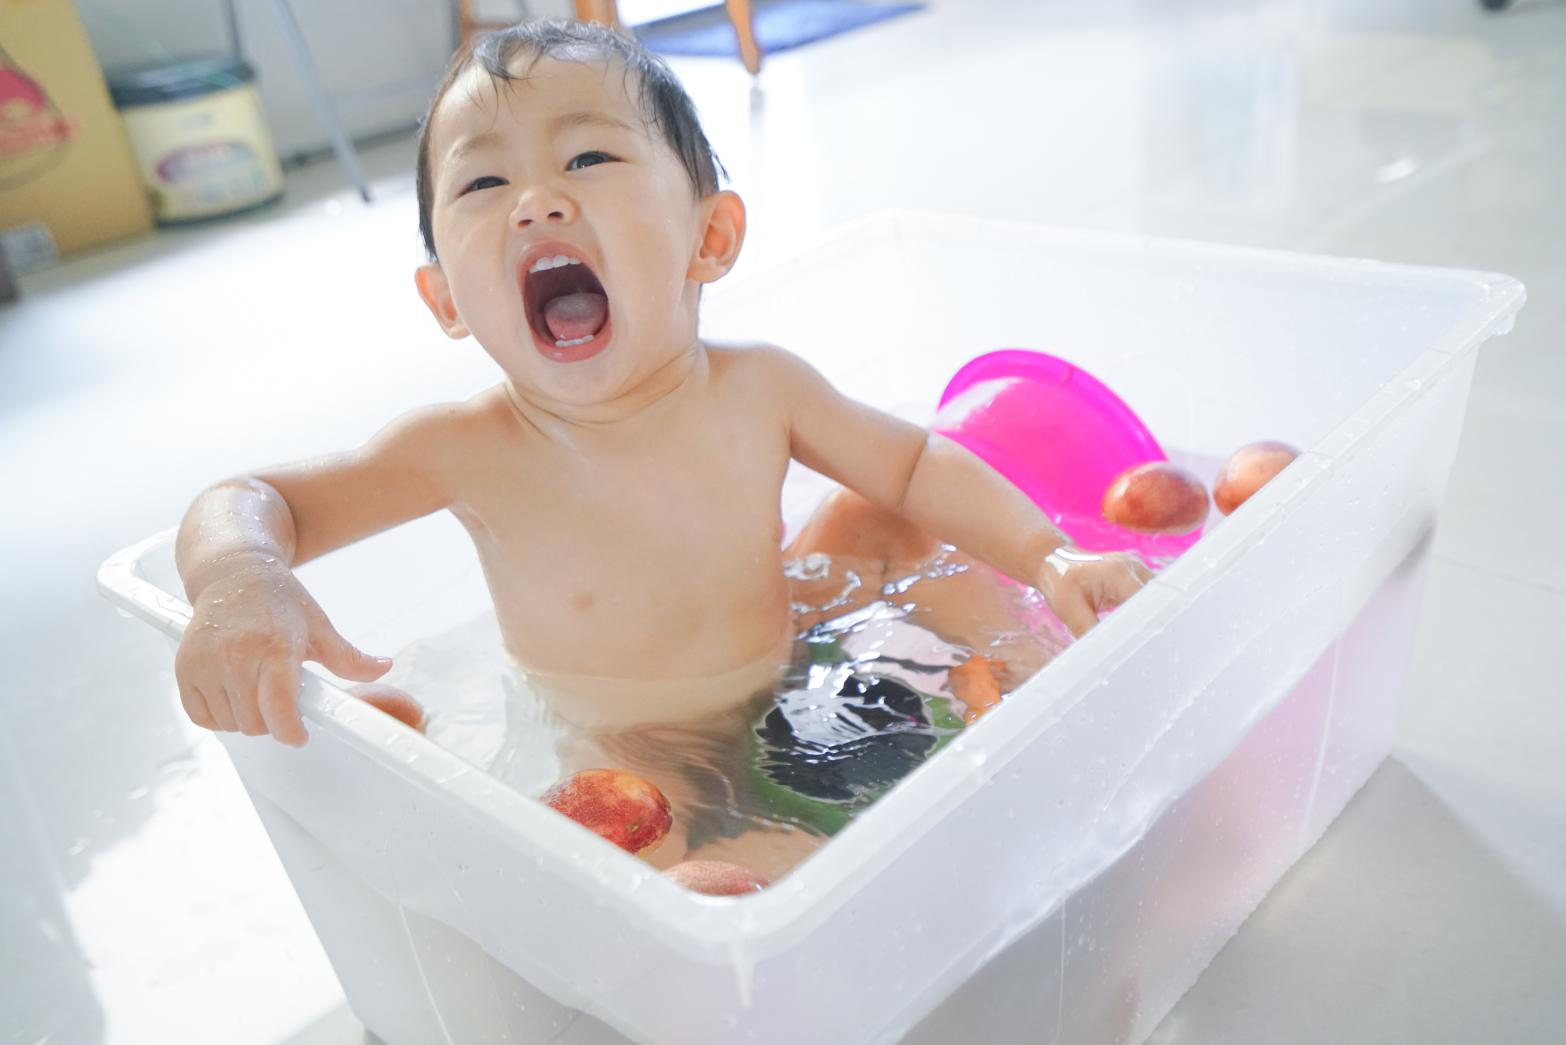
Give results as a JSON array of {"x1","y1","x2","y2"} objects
[
  {"x1": 511, "y1": 185, "x2": 574, "y2": 227},
  {"x1": 514, "y1": 207, "x2": 565, "y2": 227}
]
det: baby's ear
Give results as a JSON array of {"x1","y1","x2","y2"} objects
[
  {"x1": 414, "y1": 264, "x2": 470, "y2": 339},
  {"x1": 689, "y1": 190, "x2": 746, "y2": 284}
]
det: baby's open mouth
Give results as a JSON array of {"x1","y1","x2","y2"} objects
[{"x1": 523, "y1": 254, "x2": 611, "y2": 349}]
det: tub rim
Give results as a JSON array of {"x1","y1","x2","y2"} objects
[{"x1": 96, "y1": 210, "x2": 1527, "y2": 968}]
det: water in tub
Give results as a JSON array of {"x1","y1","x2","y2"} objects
[
  {"x1": 369, "y1": 543, "x2": 1076, "y2": 884},
  {"x1": 367, "y1": 439, "x2": 1235, "y2": 884}
]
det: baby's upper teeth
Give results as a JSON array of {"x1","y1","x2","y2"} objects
[{"x1": 530, "y1": 254, "x2": 583, "y2": 273}]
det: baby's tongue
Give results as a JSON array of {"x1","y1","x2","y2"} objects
[{"x1": 542, "y1": 291, "x2": 608, "y2": 342}]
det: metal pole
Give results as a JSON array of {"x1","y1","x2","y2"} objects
[
  {"x1": 269, "y1": 0, "x2": 374, "y2": 203},
  {"x1": 222, "y1": 0, "x2": 243, "y2": 58}
]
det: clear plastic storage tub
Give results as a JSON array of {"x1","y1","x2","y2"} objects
[{"x1": 99, "y1": 212, "x2": 1523, "y2": 1045}]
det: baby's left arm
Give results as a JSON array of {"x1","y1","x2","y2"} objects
[{"x1": 761, "y1": 347, "x2": 1148, "y2": 635}]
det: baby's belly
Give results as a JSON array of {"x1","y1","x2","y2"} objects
[
  {"x1": 480, "y1": 538, "x2": 794, "y2": 683},
  {"x1": 510, "y1": 632, "x2": 797, "y2": 733}
]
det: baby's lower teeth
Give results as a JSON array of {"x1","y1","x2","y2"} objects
[{"x1": 553, "y1": 335, "x2": 594, "y2": 348}]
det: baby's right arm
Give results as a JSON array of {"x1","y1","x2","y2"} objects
[{"x1": 174, "y1": 405, "x2": 464, "y2": 746}]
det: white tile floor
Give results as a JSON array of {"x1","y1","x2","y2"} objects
[{"x1": 3, "y1": 0, "x2": 1564, "y2": 1042}]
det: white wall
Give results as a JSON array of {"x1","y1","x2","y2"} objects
[{"x1": 76, "y1": 0, "x2": 575, "y2": 161}]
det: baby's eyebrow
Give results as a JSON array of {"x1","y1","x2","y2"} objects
[
  {"x1": 446, "y1": 132, "x2": 502, "y2": 165},
  {"x1": 446, "y1": 111, "x2": 636, "y2": 164},
  {"x1": 549, "y1": 110, "x2": 636, "y2": 135}
]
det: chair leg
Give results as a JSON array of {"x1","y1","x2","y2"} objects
[
  {"x1": 270, "y1": 0, "x2": 374, "y2": 203},
  {"x1": 723, "y1": 0, "x2": 761, "y2": 74},
  {"x1": 574, "y1": 0, "x2": 621, "y2": 26},
  {"x1": 569, "y1": 0, "x2": 758, "y2": 76},
  {"x1": 725, "y1": 0, "x2": 762, "y2": 75}
]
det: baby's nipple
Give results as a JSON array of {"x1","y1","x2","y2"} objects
[{"x1": 543, "y1": 291, "x2": 608, "y2": 342}]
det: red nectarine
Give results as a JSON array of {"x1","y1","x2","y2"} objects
[
  {"x1": 1214, "y1": 441, "x2": 1299, "y2": 515},
  {"x1": 351, "y1": 684, "x2": 427, "y2": 733},
  {"x1": 541, "y1": 769, "x2": 673, "y2": 855},
  {"x1": 949, "y1": 655, "x2": 1003, "y2": 724},
  {"x1": 665, "y1": 859, "x2": 769, "y2": 896},
  {"x1": 1102, "y1": 462, "x2": 1209, "y2": 534}
]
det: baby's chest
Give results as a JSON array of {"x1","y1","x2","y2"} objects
[{"x1": 463, "y1": 425, "x2": 789, "y2": 584}]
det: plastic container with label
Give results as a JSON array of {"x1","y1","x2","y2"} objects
[
  {"x1": 99, "y1": 212, "x2": 1524, "y2": 1045},
  {"x1": 107, "y1": 54, "x2": 284, "y2": 225}
]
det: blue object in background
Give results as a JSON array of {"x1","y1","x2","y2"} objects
[{"x1": 634, "y1": 0, "x2": 924, "y2": 60}]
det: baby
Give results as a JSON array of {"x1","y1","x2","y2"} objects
[{"x1": 174, "y1": 22, "x2": 1147, "y2": 864}]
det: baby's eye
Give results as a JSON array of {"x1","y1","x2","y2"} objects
[
  {"x1": 567, "y1": 151, "x2": 614, "y2": 171},
  {"x1": 460, "y1": 175, "x2": 505, "y2": 195}
]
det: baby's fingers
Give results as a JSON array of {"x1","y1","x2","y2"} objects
[
  {"x1": 181, "y1": 682, "x2": 219, "y2": 731},
  {"x1": 1052, "y1": 582, "x2": 1100, "y2": 638},
  {"x1": 308, "y1": 617, "x2": 391, "y2": 684},
  {"x1": 217, "y1": 660, "x2": 269, "y2": 737},
  {"x1": 174, "y1": 645, "x2": 221, "y2": 731},
  {"x1": 258, "y1": 657, "x2": 308, "y2": 747},
  {"x1": 204, "y1": 683, "x2": 240, "y2": 733},
  {"x1": 1101, "y1": 558, "x2": 1151, "y2": 605}
]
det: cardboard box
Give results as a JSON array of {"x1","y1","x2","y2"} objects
[{"x1": 0, "y1": 0, "x2": 153, "y2": 270}]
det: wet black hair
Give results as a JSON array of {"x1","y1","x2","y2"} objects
[{"x1": 414, "y1": 19, "x2": 728, "y2": 262}]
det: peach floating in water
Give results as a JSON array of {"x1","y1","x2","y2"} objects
[
  {"x1": 664, "y1": 860, "x2": 769, "y2": 896},
  {"x1": 1214, "y1": 441, "x2": 1300, "y2": 515},
  {"x1": 541, "y1": 769, "x2": 673, "y2": 855},
  {"x1": 949, "y1": 656, "x2": 1003, "y2": 724},
  {"x1": 1102, "y1": 462, "x2": 1209, "y2": 535},
  {"x1": 350, "y1": 684, "x2": 426, "y2": 732}
]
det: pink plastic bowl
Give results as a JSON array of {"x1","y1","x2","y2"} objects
[{"x1": 934, "y1": 349, "x2": 1204, "y2": 559}]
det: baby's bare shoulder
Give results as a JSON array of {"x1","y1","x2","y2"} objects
[
  {"x1": 704, "y1": 340, "x2": 816, "y2": 392},
  {"x1": 369, "y1": 386, "x2": 509, "y2": 466},
  {"x1": 704, "y1": 342, "x2": 843, "y2": 421}
]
